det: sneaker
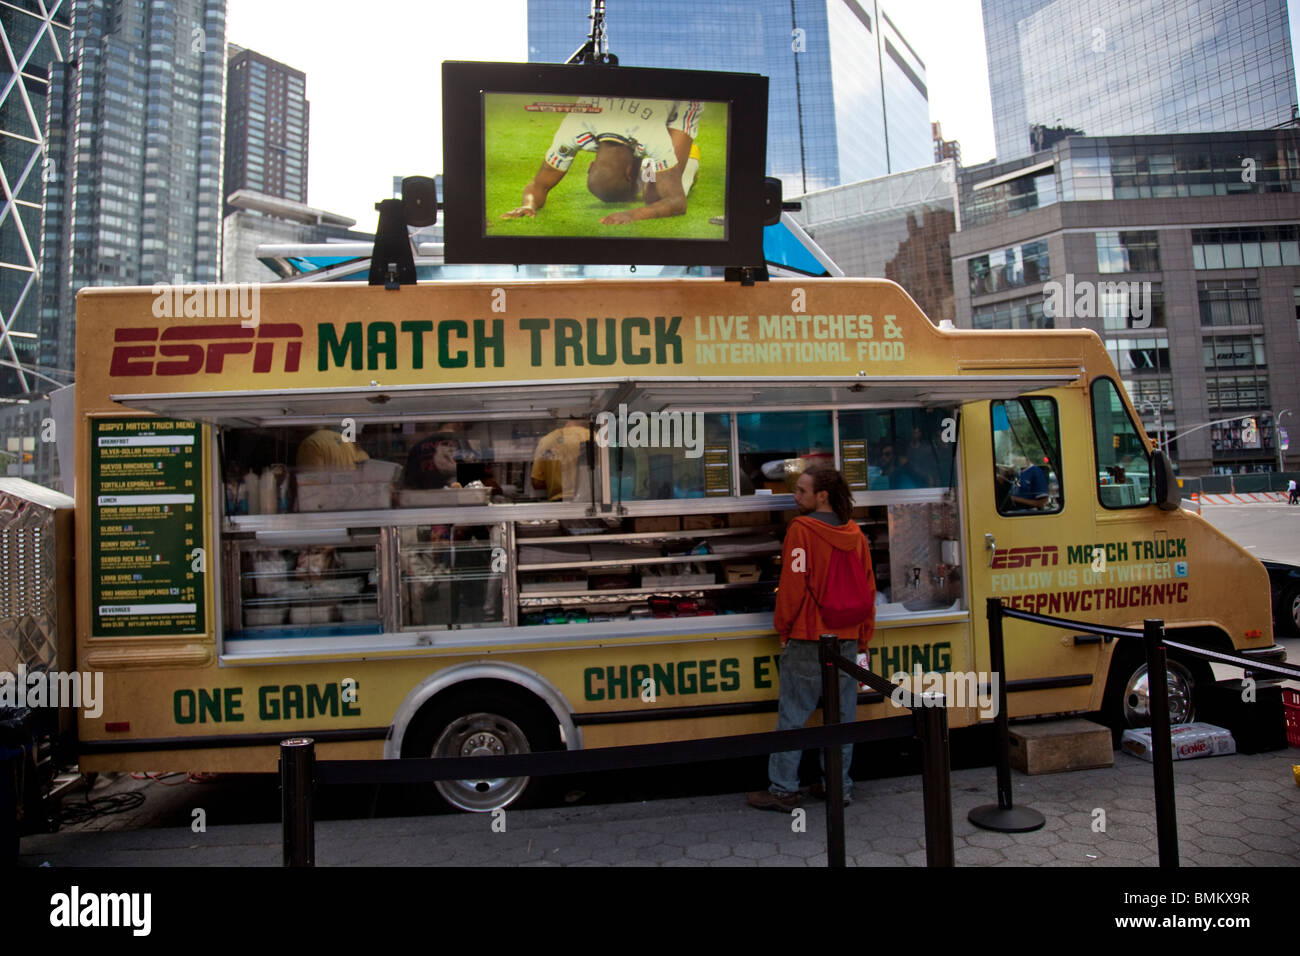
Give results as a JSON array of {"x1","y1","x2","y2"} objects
[
  {"x1": 808, "y1": 783, "x2": 853, "y2": 806},
  {"x1": 746, "y1": 789, "x2": 802, "y2": 811}
]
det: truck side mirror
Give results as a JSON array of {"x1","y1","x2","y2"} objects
[{"x1": 1151, "y1": 449, "x2": 1179, "y2": 511}]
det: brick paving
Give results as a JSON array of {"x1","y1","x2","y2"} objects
[{"x1": 20, "y1": 746, "x2": 1299, "y2": 867}]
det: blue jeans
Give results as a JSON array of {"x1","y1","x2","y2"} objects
[{"x1": 768, "y1": 639, "x2": 859, "y2": 797}]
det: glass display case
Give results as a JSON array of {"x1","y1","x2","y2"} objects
[{"x1": 225, "y1": 528, "x2": 384, "y2": 637}]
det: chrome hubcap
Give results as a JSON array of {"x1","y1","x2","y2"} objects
[
  {"x1": 432, "y1": 712, "x2": 531, "y2": 812},
  {"x1": 1289, "y1": 591, "x2": 1300, "y2": 632},
  {"x1": 1122, "y1": 661, "x2": 1196, "y2": 727}
]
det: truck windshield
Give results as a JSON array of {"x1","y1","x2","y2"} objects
[{"x1": 1092, "y1": 377, "x2": 1153, "y2": 508}]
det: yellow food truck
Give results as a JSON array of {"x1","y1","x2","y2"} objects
[{"x1": 71, "y1": 276, "x2": 1285, "y2": 810}]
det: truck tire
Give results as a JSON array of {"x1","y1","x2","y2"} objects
[
  {"x1": 1279, "y1": 583, "x2": 1300, "y2": 637},
  {"x1": 1100, "y1": 642, "x2": 1211, "y2": 745},
  {"x1": 402, "y1": 688, "x2": 562, "y2": 813}
]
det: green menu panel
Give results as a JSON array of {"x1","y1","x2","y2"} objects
[{"x1": 90, "y1": 418, "x2": 205, "y2": 636}]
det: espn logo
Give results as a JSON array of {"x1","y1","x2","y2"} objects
[
  {"x1": 110, "y1": 324, "x2": 304, "y2": 377},
  {"x1": 990, "y1": 546, "x2": 1060, "y2": 570}
]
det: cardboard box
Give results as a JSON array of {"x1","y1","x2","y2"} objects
[
  {"x1": 729, "y1": 511, "x2": 771, "y2": 528},
  {"x1": 1120, "y1": 722, "x2": 1236, "y2": 762}
]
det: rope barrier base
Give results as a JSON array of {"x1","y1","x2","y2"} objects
[{"x1": 968, "y1": 803, "x2": 1046, "y2": 833}]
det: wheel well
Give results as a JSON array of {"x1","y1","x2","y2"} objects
[
  {"x1": 1162, "y1": 626, "x2": 1230, "y2": 678},
  {"x1": 1104, "y1": 625, "x2": 1222, "y2": 694},
  {"x1": 399, "y1": 678, "x2": 563, "y2": 758}
]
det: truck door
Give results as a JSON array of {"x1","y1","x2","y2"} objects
[{"x1": 963, "y1": 393, "x2": 1103, "y2": 719}]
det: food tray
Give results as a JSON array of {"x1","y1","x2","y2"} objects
[
  {"x1": 290, "y1": 605, "x2": 336, "y2": 625},
  {"x1": 336, "y1": 549, "x2": 377, "y2": 570},
  {"x1": 710, "y1": 533, "x2": 779, "y2": 555},
  {"x1": 244, "y1": 606, "x2": 288, "y2": 627},
  {"x1": 298, "y1": 481, "x2": 393, "y2": 511},
  {"x1": 308, "y1": 575, "x2": 367, "y2": 597},
  {"x1": 519, "y1": 544, "x2": 590, "y2": 566},
  {"x1": 397, "y1": 487, "x2": 491, "y2": 507},
  {"x1": 275, "y1": 576, "x2": 366, "y2": 597},
  {"x1": 340, "y1": 601, "x2": 377, "y2": 622},
  {"x1": 643, "y1": 563, "x2": 715, "y2": 588},
  {"x1": 358, "y1": 459, "x2": 402, "y2": 482},
  {"x1": 519, "y1": 571, "x2": 586, "y2": 593}
]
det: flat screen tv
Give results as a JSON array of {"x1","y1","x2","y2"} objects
[{"x1": 441, "y1": 61, "x2": 768, "y2": 266}]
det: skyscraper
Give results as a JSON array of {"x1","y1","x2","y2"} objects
[
  {"x1": 526, "y1": 0, "x2": 933, "y2": 194},
  {"x1": 984, "y1": 0, "x2": 1298, "y2": 162},
  {"x1": 224, "y1": 46, "x2": 308, "y2": 216},
  {"x1": 0, "y1": 3, "x2": 71, "y2": 397},
  {"x1": 39, "y1": 0, "x2": 227, "y2": 378}
]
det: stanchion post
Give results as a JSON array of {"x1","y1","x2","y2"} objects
[
  {"x1": 916, "y1": 693, "x2": 955, "y2": 867},
  {"x1": 1143, "y1": 619, "x2": 1180, "y2": 868},
  {"x1": 281, "y1": 737, "x2": 316, "y2": 868},
  {"x1": 968, "y1": 599, "x2": 1044, "y2": 832},
  {"x1": 818, "y1": 633, "x2": 846, "y2": 869},
  {"x1": 988, "y1": 598, "x2": 1013, "y2": 811}
]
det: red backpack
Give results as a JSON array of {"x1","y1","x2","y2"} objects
[{"x1": 805, "y1": 540, "x2": 875, "y2": 629}]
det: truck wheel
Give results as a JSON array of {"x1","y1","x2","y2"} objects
[
  {"x1": 1280, "y1": 584, "x2": 1300, "y2": 637},
  {"x1": 403, "y1": 690, "x2": 561, "y2": 813},
  {"x1": 1101, "y1": 643, "x2": 1209, "y2": 744}
]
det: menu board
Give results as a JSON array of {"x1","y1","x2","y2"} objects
[
  {"x1": 90, "y1": 418, "x2": 205, "y2": 636},
  {"x1": 704, "y1": 444, "x2": 732, "y2": 496},
  {"x1": 841, "y1": 439, "x2": 868, "y2": 491}
]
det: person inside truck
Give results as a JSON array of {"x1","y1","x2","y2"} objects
[
  {"x1": 405, "y1": 429, "x2": 463, "y2": 489},
  {"x1": 296, "y1": 426, "x2": 369, "y2": 470},
  {"x1": 530, "y1": 420, "x2": 593, "y2": 501},
  {"x1": 1007, "y1": 455, "x2": 1051, "y2": 509}
]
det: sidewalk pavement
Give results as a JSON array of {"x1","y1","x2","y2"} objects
[{"x1": 20, "y1": 746, "x2": 1299, "y2": 867}]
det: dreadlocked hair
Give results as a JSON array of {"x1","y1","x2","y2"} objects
[{"x1": 803, "y1": 463, "x2": 854, "y2": 524}]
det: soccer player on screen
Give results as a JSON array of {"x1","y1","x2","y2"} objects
[{"x1": 501, "y1": 98, "x2": 702, "y2": 225}]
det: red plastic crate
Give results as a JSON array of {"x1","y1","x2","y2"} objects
[{"x1": 1285, "y1": 688, "x2": 1300, "y2": 748}]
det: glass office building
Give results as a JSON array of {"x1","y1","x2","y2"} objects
[
  {"x1": 527, "y1": 0, "x2": 933, "y2": 194},
  {"x1": 984, "y1": 0, "x2": 1297, "y2": 162},
  {"x1": 952, "y1": 130, "x2": 1300, "y2": 474},
  {"x1": 39, "y1": 0, "x2": 227, "y2": 378},
  {"x1": 792, "y1": 161, "x2": 959, "y2": 324},
  {"x1": 0, "y1": 2, "x2": 71, "y2": 485},
  {"x1": 224, "y1": 47, "x2": 309, "y2": 216},
  {"x1": 0, "y1": 2, "x2": 71, "y2": 398}
]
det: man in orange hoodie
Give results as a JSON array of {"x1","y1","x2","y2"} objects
[{"x1": 747, "y1": 465, "x2": 875, "y2": 810}]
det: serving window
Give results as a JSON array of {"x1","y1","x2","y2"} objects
[
  {"x1": 219, "y1": 417, "x2": 604, "y2": 514},
  {"x1": 837, "y1": 409, "x2": 956, "y2": 491},
  {"x1": 737, "y1": 411, "x2": 834, "y2": 495},
  {"x1": 611, "y1": 412, "x2": 732, "y2": 501}
]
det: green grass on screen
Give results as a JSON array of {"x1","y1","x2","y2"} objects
[{"x1": 483, "y1": 94, "x2": 727, "y2": 240}]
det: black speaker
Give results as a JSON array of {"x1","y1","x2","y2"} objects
[
  {"x1": 761, "y1": 176, "x2": 783, "y2": 227},
  {"x1": 402, "y1": 175, "x2": 439, "y2": 227}
]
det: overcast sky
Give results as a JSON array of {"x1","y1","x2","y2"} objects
[{"x1": 225, "y1": 0, "x2": 1300, "y2": 233}]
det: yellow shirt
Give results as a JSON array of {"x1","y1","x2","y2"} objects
[
  {"x1": 296, "y1": 429, "x2": 370, "y2": 470},
  {"x1": 530, "y1": 423, "x2": 591, "y2": 501}
]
